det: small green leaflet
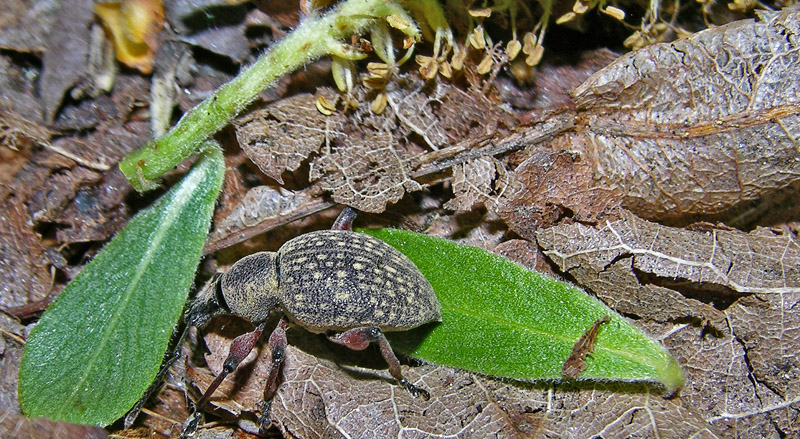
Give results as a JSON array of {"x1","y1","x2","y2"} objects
[
  {"x1": 360, "y1": 228, "x2": 684, "y2": 392},
  {"x1": 19, "y1": 146, "x2": 225, "y2": 426}
]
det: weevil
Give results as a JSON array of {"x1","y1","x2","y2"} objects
[{"x1": 182, "y1": 207, "x2": 441, "y2": 434}]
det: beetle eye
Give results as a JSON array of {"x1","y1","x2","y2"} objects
[{"x1": 212, "y1": 276, "x2": 230, "y2": 311}]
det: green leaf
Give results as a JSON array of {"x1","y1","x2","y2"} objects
[
  {"x1": 360, "y1": 228, "x2": 684, "y2": 392},
  {"x1": 19, "y1": 145, "x2": 225, "y2": 426}
]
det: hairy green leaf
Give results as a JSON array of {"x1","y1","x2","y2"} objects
[
  {"x1": 361, "y1": 228, "x2": 684, "y2": 392},
  {"x1": 19, "y1": 146, "x2": 225, "y2": 426}
]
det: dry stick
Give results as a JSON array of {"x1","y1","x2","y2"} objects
[{"x1": 411, "y1": 110, "x2": 576, "y2": 177}]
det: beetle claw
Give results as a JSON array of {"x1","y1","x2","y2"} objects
[
  {"x1": 257, "y1": 400, "x2": 274, "y2": 432},
  {"x1": 400, "y1": 378, "x2": 430, "y2": 400},
  {"x1": 180, "y1": 411, "x2": 203, "y2": 438}
]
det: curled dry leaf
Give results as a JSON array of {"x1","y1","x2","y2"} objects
[{"x1": 499, "y1": 8, "x2": 800, "y2": 230}]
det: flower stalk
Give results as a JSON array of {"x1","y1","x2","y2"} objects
[{"x1": 120, "y1": 0, "x2": 433, "y2": 191}]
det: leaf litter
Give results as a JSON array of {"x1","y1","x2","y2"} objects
[
  {"x1": 497, "y1": 7, "x2": 800, "y2": 232},
  {"x1": 202, "y1": 8, "x2": 800, "y2": 439}
]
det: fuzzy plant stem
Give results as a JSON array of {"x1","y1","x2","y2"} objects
[{"x1": 119, "y1": 0, "x2": 427, "y2": 192}]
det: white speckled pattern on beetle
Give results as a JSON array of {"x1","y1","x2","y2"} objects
[{"x1": 277, "y1": 230, "x2": 441, "y2": 332}]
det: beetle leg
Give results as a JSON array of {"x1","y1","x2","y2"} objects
[
  {"x1": 329, "y1": 327, "x2": 430, "y2": 400},
  {"x1": 195, "y1": 321, "x2": 266, "y2": 409},
  {"x1": 258, "y1": 317, "x2": 288, "y2": 431},
  {"x1": 331, "y1": 206, "x2": 358, "y2": 231},
  {"x1": 182, "y1": 321, "x2": 267, "y2": 437},
  {"x1": 328, "y1": 325, "x2": 379, "y2": 350}
]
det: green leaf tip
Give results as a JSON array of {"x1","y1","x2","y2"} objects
[
  {"x1": 19, "y1": 144, "x2": 225, "y2": 426},
  {"x1": 359, "y1": 228, "x2": 684, "y2": 393}
]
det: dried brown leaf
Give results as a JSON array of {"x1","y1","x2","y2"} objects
[
  {"x1": 195, "y1": 327, "x2": 531, "y2": 438},
  {"x1": 0, "y1": 410, "x2": 109, "y2": 439},
  {"x1": 499, "y1": 10, "x2": 800, "y2": 229},
  {"x1": 570, "y1": 8, "x2": 800, "y2": 220},
  {"x1": 497, "y1": 146, "x2": 622, "y2": 233},
  {"x1": 191, "y1": 319, "x2": 277, "y2": 416},
  {"x1": 538, "y1": 211, "x2": 800, "y2": 296},
  {"x1": 727, "y1": 294, "x2": 800, "y2": 399},
  {"x1": 271, "y1": 347, "x2": 524, "y2": 438},
  {"x1": 493, "y1": 239, "x2": 556, "y2": 276},
  {"x1": 236, "y1": 89, "x2": 341, "y2": 184},
  {"x1": 384, "y1": 75, "x2": 516, "y2": 150},
  {"x1": 234, "y1": 76, "x2": 516, "y2": 222},
  {"x1": 205, "y1": 185, "x2": 333, "y2": 255},
  {"x1": 310, "y1": 132, "x2": 423, "y2": 212},
  {"x1": 536, "y1": 210, "x2": 800, "y2": 332},
  {"x1": 665, "y1": 304, "x2": 800, "y2": 438},
  {"x1": 523, "y1": 384, "x2": 718, "y2": 439}
]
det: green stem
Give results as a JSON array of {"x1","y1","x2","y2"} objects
[{"x1": 119, "y1": 0, "x2": 421, "y2": 191}]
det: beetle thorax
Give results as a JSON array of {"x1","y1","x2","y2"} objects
[{"x1": 220, "y1": 252, "x2": 280, "y2": 323}]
